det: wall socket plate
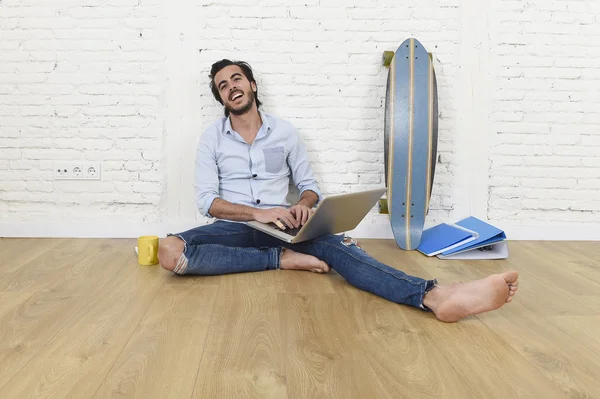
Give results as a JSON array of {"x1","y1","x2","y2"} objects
[{"x1": 53, "y1": 161, "x2": 101, "y2": 180}]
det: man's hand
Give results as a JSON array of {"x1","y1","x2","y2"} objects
[
  {"x1": 288, "y1": 204, "x2": 314, "y2": 226},
  {"x1": 253, "y1": 207, "x2": 298, "y2": 229}
]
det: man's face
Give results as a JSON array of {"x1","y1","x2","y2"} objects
[{"x1": 214, "y1": 65, "x2": 257, "y2": 116}]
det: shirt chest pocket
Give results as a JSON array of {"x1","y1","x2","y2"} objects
[{"x1": 262, "y1": 146, "x2": 285, "y2": 174}]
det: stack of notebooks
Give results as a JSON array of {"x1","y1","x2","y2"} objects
[{"x1": 416, "y1": 216, "x2": 508, "y2": 259}]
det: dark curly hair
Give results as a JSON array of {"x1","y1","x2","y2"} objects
[{"x1": 209, "y1": 59, "x2": 262, "y2": 117}]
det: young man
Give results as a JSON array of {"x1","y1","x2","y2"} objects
[{"x1": 158, "y1": 59, "x2": 519, "y2": 323}]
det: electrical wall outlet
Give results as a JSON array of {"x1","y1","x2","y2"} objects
[
  {"x1": 85, "y1": 165, "x2": 99, "y2": 179},
  {"x1": 56, "y1": 166, "x2": 69, "y2": 178},
  {"x1": 54, "y1": 161, "x2": 101, "y2": 180}
]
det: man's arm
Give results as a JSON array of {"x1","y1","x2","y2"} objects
[
  {"x1": 207, "y1": 198, "x2": 258, "y2": 221},
  {"x1": 286, "y1": 127, "x2": 322, "y2": 205},
  {"x1": 209, "y1": 198, "x2": 299, "y2": 228},
  {"x1": 285, "y1": 126, "x2": 321, "y2": 226},
  {"x1": 195, "y1": 130, "x2": 222, "y2": 218},
  {"x1": 295, "y1": 189, "x2": 319, "y2": 209}
]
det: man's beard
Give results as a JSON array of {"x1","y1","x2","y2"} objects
[{"x1": 227, "y1": 93, "x2": 255, "y2": 116}]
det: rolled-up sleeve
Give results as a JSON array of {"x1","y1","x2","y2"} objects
[
  {"x1": 287, "y1": 128, "x2": 322, "y2": 204},
  {"x1": 194, "y1": 130, "x2": 220, "y2": 217}
]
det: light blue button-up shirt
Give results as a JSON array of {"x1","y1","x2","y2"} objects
[{"x1": 194, "y1": 111, "x2": 322, "y2": 218}]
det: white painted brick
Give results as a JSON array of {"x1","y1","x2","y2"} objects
[
  {"x1": 139, "y1": 171, "x2": 161, "y2": 182},
  {"x1": 2, "y1": 181, "x2": 28, "y2": 191},
  {"x1": 78, "y1": 83, "x2": 159, "y2": 96},
  {"x1": 320, "y1": 174, "x2": 359, "y2": 184},
  {"x1": 140, "y1": 150, "x2": 161, "y2": 161},
  {"x1": 66, "y1": 7, "x2": 134, "y2": 19},
  {"x1": 55, "y1": 182, "x2": 116, "y2": 194},
  {"x1": 55, "y1": 139, "x2": 114, "y2": 151},
  {"x1": 101, "y1": 161, "x2": 126, "y2": 171},
  {"x1": 75, "y1": 128, "x2": 135, "y2": 139},
  {"x1": 133, "y1": 182, "x2": 161, "y2": 194},
  {"x1": 358, "y1": 173, "x2": 382, "y2": 184},
  {"x1": 21, "y1": 149, "x2": 83, "y2": 160},
  {"x1": 0, "y1": 72, "x2": 48, "y2": 84},
  {"x1": 226, "y1": 6, "x2": 288, "y2": 18},
  {"x1": 524, "y1": 178, "x2": 577, "y2": 189},
  {"x1": 0, "y1": 136, "x2": 52, "y2": 148},
  {"x1": 492, "y1": 187, "x2": 600, "y2": 201},
  {"x1": 348, "y1": 7, "x2": 411, "y2": 20},
  {"x1": 125, "y1": 161, "x2": 154, "y2": 172},
  {"x1": 81, "y1": 106, "x2": 141, "y2": 117},
  {"x1": 8, "y1": 160, "x2": 39, "y2": 170},
  {"x1": 0, "y1": 169, "x2": 53, "y2": 181},
  {"x1": 553, "y1": 146, "x2": 600, "y2": 157},
  {"x1": 85, "y1": 151, "x2": 143, "y2": 161},
  {"x1": 0, "y1": 149, "x2": 23, "y2": 160},
  {"x1": 314, "y1": 151, "x2": 380, "y2": 165},
  {"x1": 102, "y1": 170, "x2": 139, "y2": 182},
  {"x1": 491, "y1": 209, "x2": 599, "y2": 223},
  {"x1": 0, "y1": 84, "x2": 16, "y2": 95},
  {"x1": 491, "y1": 112, "x2": 525, "y2": 122},
  {"x1": 289, "y1": 7, "x2": 350, "y2": 20},
  {"x1": 495, "y1": 122, "x2": 552, "y2": 134}
]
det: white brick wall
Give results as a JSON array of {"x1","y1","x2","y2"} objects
[
  {"x1": 489, "y1": 0, "x2": 600, "y2": 224},
  {"x1": 0, "y1": 0, "x2": 164, "y2": 223},
  {"x1": 1, "y1": 0, "x2": 599, "y2": 238}
]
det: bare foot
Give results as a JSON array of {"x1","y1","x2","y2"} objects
[
  {"x1": 423, "y1": 271, "x2": 519, "y2": 323},
  {"x1": 280, "y1": 248, "x2": 330, "y2": 273}
]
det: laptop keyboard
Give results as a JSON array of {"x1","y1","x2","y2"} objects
[{"x1": 271, "y1": 223, "x2": 302, "y2": 236}]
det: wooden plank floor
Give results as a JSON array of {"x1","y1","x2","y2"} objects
[{"x1": 0, "y1": 237, "x2": 599, "y2": 398}]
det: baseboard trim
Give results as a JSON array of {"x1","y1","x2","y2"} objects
[{"x1": 1, "y1": 221, "x2": 600, "y2": 241}]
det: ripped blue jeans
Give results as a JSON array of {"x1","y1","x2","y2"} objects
[{"x1": 167, "y1": 220, "x2": 437, "y2": 310}]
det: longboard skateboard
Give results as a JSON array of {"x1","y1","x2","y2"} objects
[{"x1": 380, "y1": 38, "x2": 438, "y2": 250}]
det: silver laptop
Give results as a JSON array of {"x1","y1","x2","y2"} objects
[{"x1": 246, "y1": 188, "x2": 386, "y2": 243}]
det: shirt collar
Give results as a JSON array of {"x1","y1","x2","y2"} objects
[{"x1": 224, "y1": 110, "x2": 271, "y2": 138}]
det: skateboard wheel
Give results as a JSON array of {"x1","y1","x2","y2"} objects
[{"x1": 382, "y1": 51, "x2": 394, "y2": 67}]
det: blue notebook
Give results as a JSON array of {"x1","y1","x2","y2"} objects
[
  {"x1": 416, "y1": 223, "x2": 478, "y2": 257},
  {"x1": 437, "y1": 217, "x2": 506, "y2": 258}
]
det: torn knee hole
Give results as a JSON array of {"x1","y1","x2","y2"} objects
[
  {"x1": 342, "y1": 236, "x2": 360, "y2": 248},
  {"x1": 172, "y1": 252, "x2": 188, "y2": 274}
]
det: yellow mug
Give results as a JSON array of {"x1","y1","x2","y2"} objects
[{"x1": 138, "y1": 235, "x2": 159, "y2": 266}]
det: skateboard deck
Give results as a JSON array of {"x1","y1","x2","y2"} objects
[{"x1": 382, "y1": 38, "x2": 438, "y2": 250}]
